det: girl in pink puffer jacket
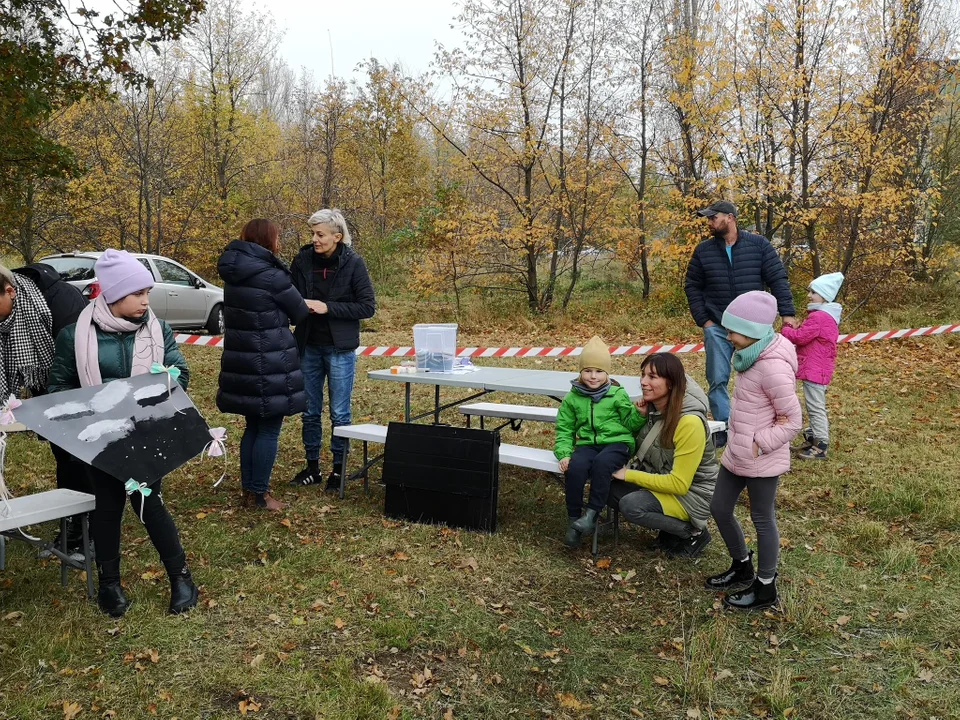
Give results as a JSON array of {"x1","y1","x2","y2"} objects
[
  {"x1": 705, "y1": 291, "x2": 801, "y2": 611},
  {"x1": 781, "y1": 272, "x2": 843, "y2": 461}
]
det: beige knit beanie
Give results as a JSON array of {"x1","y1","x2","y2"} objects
[{"x1": 579, "y1": 336, "x2": 611, "y2": 373}]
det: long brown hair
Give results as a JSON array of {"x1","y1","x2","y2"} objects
[
  {"x1": 240, "y1": 218, "x2": 279, "y2": 254},
  {"x1": 640, "y1": 353, "x2": 687, "y2": 449}
]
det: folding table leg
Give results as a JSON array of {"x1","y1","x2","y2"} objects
[
  {"x1": 339, "y1": 443, "x2": 349, "y2": 500},
  {"x1": 81, "y1": 513, "x2": 94, "y2": 599},
  {"x1": 363, "y1": 441, "x2": 370, "y2": 495},
  {"x1": 0, "y1": 534, "x2": 5, "y2": 571},
  {"x1": 60, "y1": 517, "x2": 69, "y2": 587}
]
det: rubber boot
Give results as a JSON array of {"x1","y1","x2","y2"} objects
[
  {"x1": 96, "y1": 557, "x2": 131, "y2": 617},
  {"x1": 564, "y1": 517, "x2": 582, "y2": 548},
  {"x1": 704, "y1": 551, "x2": 756, "y2": 590},
  {"x1": 163, "y1": 552, "x2": 199, "y2": 615},
  {"x1": 723, "y1": 573, "x2": 778, "y2": 611},
  {"x1": 571, "y1": 508, "x2": 599, "y2": 534}
]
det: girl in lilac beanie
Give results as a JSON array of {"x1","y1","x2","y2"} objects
[{"x1": 704, "y1": 291, "x2": 802, "y2": 611}]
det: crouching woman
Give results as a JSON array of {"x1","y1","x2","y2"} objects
[{"x1": 609, "y1": 353, "x2": 719, "y2": 557}]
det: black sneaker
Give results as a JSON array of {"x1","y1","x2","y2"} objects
[
  {"x1": 289, "y1": 467, "x2": 321, "y2": 486},
  {"x1": 666, "y1": 528, "x2": 711, "y2": 558}
]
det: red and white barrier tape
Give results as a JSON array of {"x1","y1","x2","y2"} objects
[{"x1": 175, "y1": 322, "x2": 960, "y2": 355}]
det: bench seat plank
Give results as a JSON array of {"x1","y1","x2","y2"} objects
[
  {"x1": 0, "y1": 489, "x2": 96, "y2": 533},
  {"x1": 459, "y1": 403, "x2": 558, "y2": 423}
]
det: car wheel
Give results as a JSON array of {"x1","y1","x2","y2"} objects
[{"x1": 206, "y1": 304, "x2": 224, "y2": 335}]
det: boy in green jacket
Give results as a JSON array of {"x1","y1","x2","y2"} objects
[{"x1": 556, "y1": 336, "x2": 646, "y2": 547}]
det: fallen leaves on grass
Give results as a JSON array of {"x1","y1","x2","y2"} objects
[
  {"x1": 556, "y1": 692, "x2": 591, "y2": 711},
  {"x1": 917, "y1": 668, "x2": 934, "y2": 683},
  {"x1": 238, "y1": 697, "x2": 261, "y2": 715},
  {"x1": 595, "y1": 558, "x2": 611, "y2": 569},
  {"x1": 2, "y1": 611, "x2": 23, "y2": 622},
  {"x1": 456, "y1": 557, "x2": 479, "y2": 572},
  {"x1": 653, "y1": 676, "x2": 670, "y2": 686},
  {"x1": 62, "y1": 701, "x2": 82, "y2": 719}
]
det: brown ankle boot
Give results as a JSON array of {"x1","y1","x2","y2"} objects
[
  {"x1": 240, "y1": 490, "x2": 257, "y2": 508},
  {"x1": 259, "y1": 492, "x2": 286, "y2": 511}
]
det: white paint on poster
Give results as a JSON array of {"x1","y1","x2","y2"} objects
[
  {"x1": 44, "y1": 401, "x2": 91, "y2": 419},
  {"x1": 133, "y1": 383, "x2": 168, "y2": 401},
  {"x1": 90, "y1": 380, "x2": 132, "y2": 413},
  {"x1": 78, "y1": 418, "x2": 134, "y2": 442}
]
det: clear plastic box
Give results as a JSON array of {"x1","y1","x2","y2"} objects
[{"x1": 413, "y1": 323, "x2": 458, "y2": 373}]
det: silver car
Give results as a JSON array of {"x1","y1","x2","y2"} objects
[{"x1": 39, "y1": 252, "x2": 225, "y2": 335}]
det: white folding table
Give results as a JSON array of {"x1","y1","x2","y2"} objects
[{"x1": 367, "y1": 366, "x2": 643, "y2": 424}]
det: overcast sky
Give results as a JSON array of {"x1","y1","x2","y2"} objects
[{"x1": 246, "y1": 0, "x2": 466, "y2": 81}]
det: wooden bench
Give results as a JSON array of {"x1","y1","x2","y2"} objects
[{"x1": 0, "y1": 489, "x2": 96, "y2": 598}]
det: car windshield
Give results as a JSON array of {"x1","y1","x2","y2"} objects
[{"x1": 42, "y1": 257, "x2": 97, "y2": 281}]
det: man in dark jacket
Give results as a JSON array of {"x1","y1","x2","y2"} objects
[
  {"x1": 1, "y1": 262, "x2": 91, "y2": 557},
  {"x1": 289, "y1": 209, "x2": 376, "y2": 491},
  {"x1": 683, "y1": 201, "x2": 796, "y2": 442}
]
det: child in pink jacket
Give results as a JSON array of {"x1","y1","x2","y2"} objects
[
  {"x1": 781, "y1": 272, "x2": 843, "y2": 460},
  {"x1": 705, "y1": 291, "x2": 801, "y2": 611}
]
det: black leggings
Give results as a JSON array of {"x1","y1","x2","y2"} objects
[
  {"x1": 86, "y1": 467, "x2": 183, "y2": 564},
  {"x1": 51, "y1": 443, "x2": 92, "y2": 495}
]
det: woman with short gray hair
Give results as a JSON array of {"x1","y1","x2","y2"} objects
[{"x1": 289, "y1": 208, "x2": 376, "y2": 492}]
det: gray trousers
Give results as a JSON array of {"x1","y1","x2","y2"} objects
[
  {"x1": 802, "y1": 381, "x2": 829, "y2": 442},
  {"x1": 609, "y1": 481, "x2": 695, "y2": 539},
  {"x1": 710, "y1": 467, "x2": 780, "y2": 579}
]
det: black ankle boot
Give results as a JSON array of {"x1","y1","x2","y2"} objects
[
  {"x1": 564, "y1": 517, "x2": 582, "y2": 548},
  {"x1": 96, "y1": 557, "x2": 131, "y2": 617},
  {"x1": 162, "y1": 552, "x2": 199, "y2": 615},
  {"x1": 704, "y1": 551, "x2": 755, "y2": 590},
  {"x1": 723, "y1": 573, "x2": 778, "y2": 611},
  {"x1": 325, "y1": 463, "x2": 343, "y2": 493}
]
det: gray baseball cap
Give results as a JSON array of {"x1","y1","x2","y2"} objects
[{"x1": 696, "y1": 200, "x2": 737, "y2": 218}]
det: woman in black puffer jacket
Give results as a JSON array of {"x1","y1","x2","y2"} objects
[{"x1": 217, "y1": 219, "x2": 309, "y2": 510}]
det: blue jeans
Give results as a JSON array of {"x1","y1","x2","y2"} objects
[
  {"x1": 240, "y1": 415, "x2": 284, "y2": 494},
  {"x1": 703, "y1": 324, "x2": 734, "y2": 423},
  {"x1": 301, "y1": 344, "x2": 357, "y2": 465}
]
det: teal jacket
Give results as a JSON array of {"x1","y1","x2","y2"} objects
[
  {"x1": 554, "y1": 382, "x2": 646, "y2": 459},
  {"x1": 48, "y1": 317, "x2": 189, "y2": 393}
]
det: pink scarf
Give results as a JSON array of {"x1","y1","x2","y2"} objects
[{"x1": 74, "y1": 296, "x2": 166, "y2": 387}]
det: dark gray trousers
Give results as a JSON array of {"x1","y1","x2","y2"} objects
[
  {"x1": 609, "y1": 481, "x2": 695, "y2": 539},
  {"x1": 710, "y1": 466, "x2": 780, "y2": 579}
]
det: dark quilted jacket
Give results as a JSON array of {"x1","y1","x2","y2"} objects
[
  {"x1": 290, "y1": 244, "x2": 376, "y2": 352},
  {"x1": 216, "y1": 240, "x2": 309, "y2": 418},
  {"x1": 47, "y1": 316, "x2": 189, "y2": 393},
  {"x1": 684, "y1": 230, "x2": 796, "y2": 327},
  {"x1": 14, "y1": 262, "x2": 87, "y2": 342}
]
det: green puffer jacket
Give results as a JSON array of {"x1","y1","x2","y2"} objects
[
  {"x1": 47, "y1": 316, "x2": 189, "y2": 393},
  {"x1": 554, "y1": 381, "x2": 646, "y2": 459}
]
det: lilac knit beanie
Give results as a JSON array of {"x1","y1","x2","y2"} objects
[
  {"x1": 721, "y1": 291, "x2": 778, "y2": 339},
  {"x1": 95, "y1": 249, "x2": 154, "y2": 304}
]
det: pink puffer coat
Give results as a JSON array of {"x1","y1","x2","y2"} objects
[
  {"x1": 721, "y1": 334, "x2": 802, "y2": 477},
  {"x1": 781, "y1": 309, "x2": 839, "y2": 385}
]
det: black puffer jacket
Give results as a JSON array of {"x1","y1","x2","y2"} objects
[
  {"x1": 290, "y1": 244, "x2": 376, "y2": 352},
  {"x1": 14, "y1": 262, "x2": 87, "y2": 342},
  {"x1": 216, "y1": 240, "x2": 309, "y2": 418},
  {"x1": 684, "y1": 230, "x2": 795, "y2": 327}
]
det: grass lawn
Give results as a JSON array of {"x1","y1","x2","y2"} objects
[{"x1": 0, "y1": 313, "x2": 958, "y2": 719}]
